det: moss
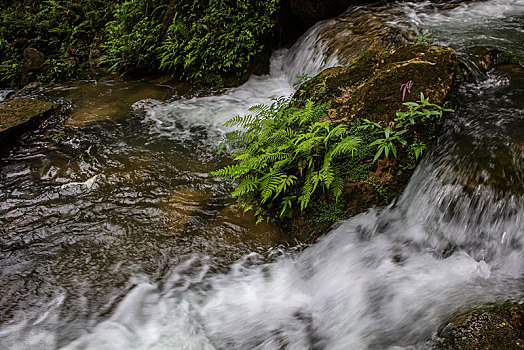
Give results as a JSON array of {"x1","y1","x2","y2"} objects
[
  {"x1": 286, "y1": 44, "x2": 457, "y2": 241},
  {"x1": 497, "y1": 50, "x2": 521, "y2": 65},
  {"x1": 436, "y1": 301, "x2": 524, "y2": 350}
]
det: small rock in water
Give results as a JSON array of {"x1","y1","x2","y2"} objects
[{"x1": 436, "y1": 301, "x2": 524, "y2": 350}]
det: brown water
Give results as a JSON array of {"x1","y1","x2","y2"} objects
[{"x1": 0, "y1": 73, "x2": 294, "y2": 345}]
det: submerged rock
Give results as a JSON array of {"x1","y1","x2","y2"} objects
[
  {"x1": 160, "y1": 188, "x2": 212, "y2": 236},
  {"x1": 0, "y1": 97, "x2": 57, "y2": 154},
  {"x1": 435, "y1": 301, "x2": 524, "y2": 350}
]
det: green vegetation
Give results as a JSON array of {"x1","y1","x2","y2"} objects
[
  {"x1": 412, "y1": 32, "x2": 432, "y2": 44},
  {"x1": 212, "y1": 92, "x2": 452, "y2": 223},
  {"x1": 158, "y1": 0, "x2": 279, "y2": 85},
  {"x1": 0, "y1": 0, "x2": 280, "y2": 87}
]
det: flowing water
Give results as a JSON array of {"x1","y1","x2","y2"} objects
[{"x1": 1, "y1": 1, "x2": 523, "y2": 349}]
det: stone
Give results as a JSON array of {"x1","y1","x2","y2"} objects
[
  {"x1": 0, "y1": 97, "x2": 57, "y2": 153},
  {"x1": 278, "y1": 0, "x2": 375, "y2": 45},
  {"x1": 435, "y1": 301, "x2": 524, "y2": 349},
  {"x1": 294, "y1": 44, "x2": 457, "y2": 124},
  {"x1": 88, "y1": 48, "x2": 102, "y2": 68},
  {"x1": 315, "y1": 7, "x2": 416, "y2": 67},
  {"x1": 23, "y1": 47, "x2": 46, "y2": 70},
  {"x1": 286, "y1": 44, "x2": 458, "y2": 240},
  {"x1": 159, "y1": 189, "x2": 212, "y2": 236}
]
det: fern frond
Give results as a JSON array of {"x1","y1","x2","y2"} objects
[
  {"x1": 330, "y1": 175, "x2": 344, "y2": 201},
  {"x1": 274, "y1": 174, "x2": 297, "y2": 199},
  {"x1": 320, "y1": 156, "x2": 336, "y2": 188},
  {"x1": 231, "y1": 176, "x2": 260, "y2": 197},
  {"x1": 295, "y1": 136, "x2": 323, "y2": 155},
  {"x1": 324, "y1": 123, "x2": 347, "y2": 145},
  {"x1": 332, "y1": 136, "x2": 362, "y2": 157},
  {"x1": 260, "y1": 171, "x2": 287, "y2": 204}
]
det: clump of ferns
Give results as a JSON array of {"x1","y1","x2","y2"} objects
[{"x1": 211, "y1": 97, "x2": 362, "y2": 223}]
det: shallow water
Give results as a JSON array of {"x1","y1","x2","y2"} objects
[{"x1": 1, "y1": 1, "x2": 523, "y2": 349}]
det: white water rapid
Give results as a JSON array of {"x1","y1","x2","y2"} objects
[{"x1": 0, "y1": 1, "x2": 523, "y2": 349}]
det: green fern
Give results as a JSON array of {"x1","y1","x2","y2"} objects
[
  {"x1": 212, "y1": 96, "x2": 364, "y2": 222},
  {"x1": 211, "y1": 92, "x2": 449, "y2": 223}
]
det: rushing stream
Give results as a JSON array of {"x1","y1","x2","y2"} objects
[{"x1": 1, "y1": 0, "x2": 523, "y2": 349}]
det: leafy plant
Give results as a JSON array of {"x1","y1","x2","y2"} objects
[
  {"x1": 413, "y1": 32, "x2": 432, "y2": 44},
  {"x1": 293, "y1": 73, "x2": 313, "y2": 87},
  {"x1": 368, "y1": 126, "x2": 407, "y2": 162},
  {"x1": 395, "y1": 92, "x2": 454, "y2": 129},
  {"x1": 410, "y1": 139, "x2": 427, "y2": 160},
  {"x1": 211, "y1": 97, "x2": 362, "y2": 222},
  {"x1": 158, "y1": 0, "x2": 279, "y2": 86},
  {"x1": 102, "y1": 0, "x2": 165, "y2": 75},
  {"x1": 212, "y1": 91, "x2": 454, "y2": 222}
]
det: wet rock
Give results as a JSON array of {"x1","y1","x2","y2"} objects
[
  {"x1": 278, "y1": 0, "x2": 377, "y2": 45},
  {"x1": 315, "y1": 7, "x2": 416, "y2": 67},
  {"x1": 435, "y1": 301, "x2": 524, "y2": 349},
  {"x1": 88, "y1": 48, "x2": 102, "y2": 68},
  {"x1": 287, "y1": 44, "x2": 458, "y2": 240},
  {"x1": 160, "y1": 189, "x2": 212, "y2": 236},
  {"x1": 217, "y1": 205, "x2": 285, "y2": 241},
  {"x1": 295, "y1": 44, "x2": 457, "y2": 123},
  {"x1": 51, "y1": 77, "x2": 174, "y2": 127},
  {"x1": 22, "y1": 82, "x2": 43, "y2": 90},
  {"x1": 0, "y1": 97, "x2": 57, "y2": 154},
  {"x1": 23, "y1": 47, "x2": 46, "y2": 71},
  {"x1": 461, "y1": 47, "x2": 523, "y2": 81}
]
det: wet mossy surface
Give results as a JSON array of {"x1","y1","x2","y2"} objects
[
  {"x1": 286, "y1": 44, "x2": 458, "y2": 241},
  {"x1": 294, "y1": 44, "x2": 457, "y2": 124},
  {"x1": 0, "y1": 97, "x2": 56, "y2": 133},
  {"x1": 0, "y1": 97, "x2": 57, "y2": 154},
  {"x1": 435, "y1": 301, "x2": 524, "y2": 350}
]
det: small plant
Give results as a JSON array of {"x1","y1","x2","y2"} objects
[
  {"x1": 369, "y1": 126, "x2": 408, "y2": 162},
  {"x1": 410, "y1": 139, "x2": 427, "y2": 160},
  {"x1": 293, "y1": 73, "x2": 313, "y2": 87},
  {"x1": 413, "y1": 32, "x2": 432, "y2": 44},
  {"x1": 400, "y1": 81, "x2": 413, "y2": 101},
  {"x1": 395, "y1": 92, "x2": 454, "y2": 129}
]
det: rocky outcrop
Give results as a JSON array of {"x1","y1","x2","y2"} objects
[
  {"x1": 0, "y1": 97, "x2": 57, "y2": 154},
  {"x1": 287, "y1": 44, "x2": 458, "y2": 241},
  {"x1": 278, "y1": 0, "x2": 378, "y2": 45},
  {"x1": 23, "y1": 48, "x2": 46, "y2": 71},
  {"x1": 295, "y1": 44, "x2": 457, "y2": 123},
  {"x1": 435, "y1": 301, "x2": 524, "y2": 349},
  {"x1": 316, "y1": 6, "x2": 415, "y2": 66}
]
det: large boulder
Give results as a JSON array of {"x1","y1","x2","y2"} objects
[
  {"x1": 287, "y1": 44, "x2": 458, "y2": 241},
  {"x1": 295, "y1": 44, "x2": 457, "y2": 123},
  {"x1": 23, "y1": 47, "x2": 46, "y2": 71},
  {"x1": 435, "y1": 301, "x2": 524, "y2": 349},
  {"x1": 315, "y1": 7, "x2": 415, "y2": 67}
]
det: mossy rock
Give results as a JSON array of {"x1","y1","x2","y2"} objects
[
  {"x1": 435, "y1": 301, "x2": 524, "y2": 350},
  {"x1": 0, "y1": 97, "x2": 57, "y2": 154},
  {"x1": 294, "y1": 44, "x2": 457, "y2": 124},
  {"x1": 285, "y1": 44, "x2": 458, "y2": 241}
]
